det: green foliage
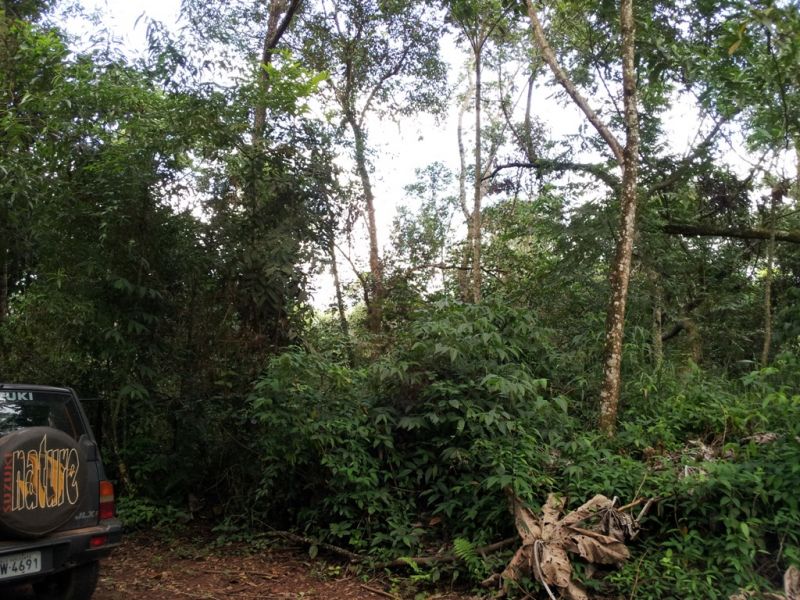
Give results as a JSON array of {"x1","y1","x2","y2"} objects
[
  {"x1": 2, "y1": 3, "x2": 800, "y2": 598},
  {"x1": 116, "y1": 497, "x2": 190, "y2": 530},
  {"x1": 298, "y1": 0, "x2": 449, "y2": 119},
  {"x1": 0, "y1": 8, "x2": 338, "y2": 507},
  {"x1": 452, "y1": 537, "x2": 491, "y2": 581},
  {"x1": 247, "y1": 301, "x2": 568, "y2": 555},
  {"x1": 247, "y1": 299, "x2": 800, "y2": 596},
  {"x1": 557, "y1": 359, "x2": 800, "y2": 599}
]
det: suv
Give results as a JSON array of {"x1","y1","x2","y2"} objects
[{"x1": 0, "y1": 384, "x2": 122, "y2": 600}]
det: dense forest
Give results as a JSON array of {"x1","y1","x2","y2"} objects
[{"x1": 2, "y1": 0, "x2": 799, "y2": 597}]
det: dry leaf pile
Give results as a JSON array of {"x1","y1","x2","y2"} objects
[{"x1": 496, "y1": 491, "x2": 645, "y2": 600}]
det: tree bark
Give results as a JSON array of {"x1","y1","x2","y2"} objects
[
  {"x1": 597, "y1": 0, "x2": 639, "y2": 436},
  {"x1": 471, "y1": 45, "x2": 483, "y2": 303},
  {"x1": 526, "y1": 3, "x2": 624, "y2": 166},
  {"x1": 328, "y1": 237, "x2": 354, "y2": 366},
  {"x1": 253, "y1": 0, "x2": 303, "y2": 143},
  {"x1": 526, "y1": 0, "x2": 639, "y2": 435},
  {"x1": 457, "y1": 80, "x2": 474, "y2": 301},
  {"x1": 454, "y1": 9, "x2": 508, "y2": 304},
  {"x1": 684, "y1": 319, "x2": 702, "y2": 365},
  {"x1": 346, "y1": 114, "x2": 384, "y2": 333}
]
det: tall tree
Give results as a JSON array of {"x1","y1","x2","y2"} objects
[
  {"x1": 178, "y1": 0, "x2": 337, "y2": 344},
  {"x1": 446, "y1": 0, "x2": 515, "y2": 303},
  {"x1": 527, "y1": 0, "x2": 639, "y2": 435},
  {"x1": 296, "y1": 0, "x2": 447, "y2": 332}
]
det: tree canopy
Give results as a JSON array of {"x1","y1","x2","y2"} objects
[{"x1": 1, "y1": 0, "x2": 799, "y2": 596}]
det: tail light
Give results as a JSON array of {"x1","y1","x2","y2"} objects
[{"x1": 99, "y1": 480, "x2": 115, "y2": 520}]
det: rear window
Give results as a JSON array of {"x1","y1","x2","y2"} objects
[{"x1": 0, "y1": 390, "x2": 85, "y2": 440}]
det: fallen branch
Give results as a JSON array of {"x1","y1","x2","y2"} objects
[
  {"x1": 359, "y1": 583, "x2": 400, "y2": 599},
  {"x1": 202, "y1": 568, "x2": 276, "y2": 580},
  {"x1": 264, "y1": 529, "x2": 517, "y2": 570},
  {"x1": 263, "y1": 530, "x2": 362, "y2": 562}
]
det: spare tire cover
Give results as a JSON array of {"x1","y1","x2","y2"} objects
[{"x1": 0, "y1": 426, "x2": 87, "y2": 538}]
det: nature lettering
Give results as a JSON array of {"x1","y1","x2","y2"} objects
[{"x1": 5, "y1": 436, "x2": 80, "y2": 512}]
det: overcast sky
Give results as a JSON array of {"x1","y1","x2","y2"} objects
[{"x1": 62, "y1": 1, "x2": 794, "y2": 310}]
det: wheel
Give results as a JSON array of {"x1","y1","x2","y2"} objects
[
  {"x1": 0, "y1": 427, "x2": 87, "y2": 538},
  {"x1": 33, "y1": 561, "x2": 99, "y2": 600}
]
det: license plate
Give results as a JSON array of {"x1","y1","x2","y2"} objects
[{"x1": 0, "y1": 551, "x2": 42, "y2": 580}]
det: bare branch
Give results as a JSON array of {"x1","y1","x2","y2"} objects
[
  {"x1": 333, "y1": 242, "x2": 370, "y2": 306},
  {"x1": 264, "y1": 0, "x2": 303, "y2": 53},
  {"x1": 484, "y1": 160, "x2": 620, "y2": 190},
  {"x1": 526, "y1": 1, "x2": 624, "y2": 165},
  {"x1": 647, "y1": 118, "x2": 728, "y2": 194},
  {"x1": 358, "y1": 46, "x2": 412, "y2": 125}
]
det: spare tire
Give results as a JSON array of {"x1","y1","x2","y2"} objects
[{"x1": 0, "y1": 427, "x2": 87, "y2": 538}]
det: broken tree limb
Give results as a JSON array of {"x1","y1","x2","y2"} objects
[
  {"x1": 263, "y1": 530, "x2": 362, "y2": 562},
  {"x1": 662, "y1": 223, "x2": 800, "y2": 244},
  {"x1": 264, "y1": 529, "x2": 517, "y2": 571}
]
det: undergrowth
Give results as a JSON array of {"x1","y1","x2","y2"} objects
[{"x1": 236, "y1": 301, "x2": 800, "y2": 598}]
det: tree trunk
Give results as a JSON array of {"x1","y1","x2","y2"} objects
[
  {"x1": 684, "y1": 319, "x2": 702, "y2": 365},
  {"x1": 347, "y1": 114, "x2": 384, "y2": 333},
  {"x1": 329, "y1": 237, "x2": 354, "y2": 366},
  {"x1": 471, "y1": 45, "x2": 483, "y2": 303},
  {"x1": 254, "y1": 1, "x2": 286, "y2": 143},
  {"x1": 598, "y1": 0, "x2": 639, "y2": 436},
  {"x1": 457, "y1": 80, "x2": 473, "y2": 301},
  {"x1": 253, "y1": 0, "x2": 302, "y2": 143},
  {"x1": 527, "y1": 0, "x2": 638, "y2": 435},
  {"x1": 761, "y1": 185, "x2": 781, "y2": 365}
]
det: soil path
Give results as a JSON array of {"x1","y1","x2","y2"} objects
[{"x1": 5, "y1": 532, "x2": 477, "y2": 599}]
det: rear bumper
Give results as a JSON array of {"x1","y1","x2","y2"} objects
[{"x1": 0, "y1": 519, "x2": 122, "y2": 583}]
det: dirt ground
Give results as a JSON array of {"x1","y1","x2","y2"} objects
[{"x1": 4, "y1": 531, "x2": 479, "y2": 600}]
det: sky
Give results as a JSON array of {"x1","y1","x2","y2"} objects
[
  {"x1": 63, "y1": 0, "x2": 477, "y2": 308},
  {"x1": 61, "y1": 1, "x2": 796, "y2": 310}
]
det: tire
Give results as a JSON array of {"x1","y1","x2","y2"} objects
[
  {"x1": 0, "y1": 427, "x2": 87, "y2": 538},
  {"x1": 33, "y1": 561, "x2": 100, "y2": 600}
]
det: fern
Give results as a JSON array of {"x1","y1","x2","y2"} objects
[
  {"x1": 453, "y1": 537, "x2": 488, "y2": 579},
  {"x1": 453, "y1": 537, "x2": 478, "y2": 563}
]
